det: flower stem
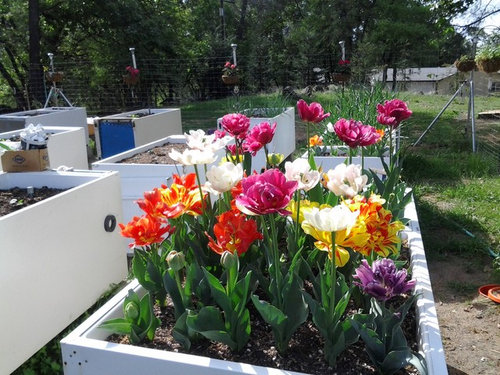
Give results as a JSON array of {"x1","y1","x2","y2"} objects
[
  {"x1": 329, "y1": 231, "x2": 337, "y2": 317},
  {"x1": 361, "y1": 147, "x2": 365, "y2": 171},
  {"x1": 389, "y1": 128, "x2": 393, "y2": 167}
]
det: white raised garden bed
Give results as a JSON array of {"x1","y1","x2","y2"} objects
[
  {"x1": 0, "y1": 126, "x2": 88, "y2": 170},
  {"x1": 60, "y1": 196, "x2": 447, "y2": 375},
  {"x1": 94, "y1": 108, "x2": 182, "y2": 159},
  {"x1": 0, "y1": 107, "x2": 89, "y2": 141},
  {"x1": 217, "y1": 107, "x2": 295, "y2": 172},
  {"x1": 0, "y1": 170, "x2": 128, "y2": 375},
  {"x1": 301, "y1": 145, "x2": 390, "y2": 175},
  {"x1": 92, "y1": 135, "x2": 223, "y2": 223}
]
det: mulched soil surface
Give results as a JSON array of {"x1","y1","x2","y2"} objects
[
  {"x1": 0, "y1": 187, "x2": 66, "y2": 217},
  {"x1": 118, "y1": 143, "x2": 188, "y2": 165}
]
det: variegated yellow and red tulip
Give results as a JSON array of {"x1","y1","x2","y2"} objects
[
  {"x1": 119, "y1": 215, "x2": 174, "y2": 249},
  {"x1": 136, "y1": 173, "x2": 206, "y2": 220},
  {"x1": 344, "y1": 194, "x2": 405, "y2": 257},
  {"x1": 309, "y1": 134, "x2": 323, "y2": 147},
  {"x1": 206, "y1": 209, "x2": 263, "y2": 256}
]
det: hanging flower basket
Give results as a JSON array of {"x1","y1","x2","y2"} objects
[
  {"x1": 45, "y1": 71, "x2": 64, "y2": 83},
  {"x1": 476, "y1": 58, "x2": 500, "y2": 73},
  {"x1": 454, "y1": 58, "x2": 476, "y2": 73},
  {"x1": 123, "y1": 74, "x2": 140, "y2": 86},
  {"x1": 331, "y1": 72, "x2": 350, "y2": 83},
  {"x1": 222, "y1": 75, "x2": 240, "y2": 85}
]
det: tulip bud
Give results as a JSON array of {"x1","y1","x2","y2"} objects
[
  {"x1": 267, "y1": 153, "x2": 285, "y2": 166},
  {"x1": 220, "y1": 250, "x2": 239, "y2": 270},
  {"x1": 167, "y1": 251, "x2": 186, "y2": 272},
  {"x1": 124, "y1": 301, "x2": 139, "y2": 320}
]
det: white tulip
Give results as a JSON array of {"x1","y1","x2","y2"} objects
[
  {"x1": 205, "y1": 162, "x2": 243, "y2": 194},
  {"x1": 326, "y1": 122, "x2": 335, "y2": 133},
  {"x1": 169, "y1": 148, "x2": 217, "y2": 166},
  {"x1": 302, "y1": 205, "x2": 359, "y2": 232},
  {"x1": 284, "y1": 158, "x2": 320, "y2": 191},
  {"x1": 324, "y1": 163, "x2": 368, "y2": 198},
  {"x1": 185, "y1": 129, "x2": 232, "y2": 152}
]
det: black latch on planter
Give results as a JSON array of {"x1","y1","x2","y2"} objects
[{"x1": 104, "y1": 215, "x2": 117, "y2": 232}]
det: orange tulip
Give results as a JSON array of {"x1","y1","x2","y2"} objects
[
  {"x1": 206, "y1": 209, "x2": 263, "y2": 256},
  {"x1": 119, "y1": 215, "x2": 173, "y2": 248}
]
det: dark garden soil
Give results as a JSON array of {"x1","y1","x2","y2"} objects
[
  {"x1": 0, "y1": 187, "x2": 66, "y2": 217},
  {"x1": 118, "y1": 142, "x2": 188, "y2": 164},
  {"x1": 109, "y1": 294, "x2": 419, "y2": 375}
]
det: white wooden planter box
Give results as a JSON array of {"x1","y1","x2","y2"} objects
[
  {"x1": 60, "y1": 197, "x2": 447, "y2": 375},
  {"x1": 94, "y1": 108, "x2": 182, "y2": 159},
  {"x1": 0, "y1": 170, "x2": 128, "y2": 375},
  {"x1": 0, "y1": 107, "x2": 89, "y2": 141},
  {"x1": 0, "y1": 126, "x2": 88, "y2": 170},
  {"x1": 301, "y1": 145, "x2": 390, "y2": 175},
  {"x1": 92, "y1": 135, "x2": 224, "y2": 223},
  {"x1": 217, "y1": 107, "x2": 295, "y2": 172}
]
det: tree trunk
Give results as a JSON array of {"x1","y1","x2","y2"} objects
[
  {"x1": 391, "y1": 67, "x2": 397, "y2": 92},
  {"x1": 236, "y1": 0, "x2": 248, "y2": 41},
  {"x1": 382, "y1": 66, "x2": 388, "y2": 84},
  {"x1": 28, "y1": 0, "x2": 44, "y2": 107}
]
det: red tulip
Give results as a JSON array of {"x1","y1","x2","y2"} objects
[
  {"x1": 243, "y1": 121, "x2": 277, "y2": 155},
  {"x1": 297, "y1": 99, "x2": 330, "y2": 123},
  {"x1": 333, "y1": 118, "x2": 382, "y2": 148},
  {"x1": 221, "y1": 113, "x2": 251, "y2": 139},
  {"x1": 376, "y1": 99, "x2": 412, "y2": 128}
]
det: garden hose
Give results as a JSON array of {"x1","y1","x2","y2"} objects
[{"x1": 444, "y1": 217, "x2": 498, "y2": 258}]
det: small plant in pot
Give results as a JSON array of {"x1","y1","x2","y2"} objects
[
  {"x1": 454, "y1": 55, "x2": 476, "y2": 72},
  {"x1": 475, "y1": 44, "x2": 500, "y2": 73}
]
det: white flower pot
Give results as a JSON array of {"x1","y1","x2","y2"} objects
[
  {"x1": 94, "y1": 108, "x2": 182, "y2": 159},
  {"x1": 0, "y1": 107, "x2": 89, "y2": 142},
  {"x1": 0, "y1": 170, "x2": 128, "y2": 375},
  {"x1": 0, "y1": 126, "x2": 89, "y2": 170},
  {"x1": 60, "y1": 196, "x2": 447, "y2": 375},
  {"x1": 217, "y1": 107, "x2": 296, "y2": 172}
]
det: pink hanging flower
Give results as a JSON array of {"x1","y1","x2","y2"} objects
[
  {"x1": 243, "y1": 122, "x2": 277, "y2": 156},
  {"x1": 221, "y1": 113, "x2": 251, "y2": 139},
  {"x1": 333, "y1": 118, "x2": 382, "y2": 148},
  {"x1": 235, "y1": 169, "x2": 298, "y2": 216},
  {"x1": 376, "y1": 99, "x2": 412, "y2": 128},
  {"x1": 297, "y1": 99, "x2": 330, "y2": 123}
]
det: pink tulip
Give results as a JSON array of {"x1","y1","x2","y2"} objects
[
  {"x1": 333, "y1": 118, "x2": 382, "y2": 148},
  {"x1": 221, "y1": 113, "x2": 251, "y2": 139},
  {"x1": 227, "y1": 144, "x2": 243, "y2": 156},
  {"x1": 297, "y1": 99, "x2": 330, "y2": 123},
  {"x1": 243, "y1": 122, "x2": 277, "y2": 156},
  {"x1": 235, "y1": 169, "x2": 298, "y2": 216},
  {"x1": 225, "y1": 61, "x2": 231, "y2": 68},
  {"x1": 376, "y1": 99, "x2": 412, "y2": 128}
]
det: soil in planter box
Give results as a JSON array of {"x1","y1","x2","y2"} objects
[
  {"x1": 109, "y1": 245, "x2": 419, "y2": 375},
  {"x1": 0, "y1": 187, "x2": 66, "y2": 217},
  {"x1": 109, "y1": 295, "x2": 418, "y2": 375},
  {"x1": 118, "y1": 143, "x2": 188, "y2": 165}
]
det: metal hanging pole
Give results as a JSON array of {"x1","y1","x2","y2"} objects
[
  {"x1": 44, "y1": 52, "x2": 72, "y2": 108},
  {"x1": 231, "y1": 43, "x2": 237, "y2": 66},
  {"x1": 413, "y1": 80, "x2": 467, "y2": 147},
  {"x1": 129, "y1": 47, "x2": 137, "y2": 69},
  {"x1": 339, "y1": 41, "x2": 345, "y2": 61},
  {"x1": 470, "y1": 70, "x2": 476, "y2": 153}
]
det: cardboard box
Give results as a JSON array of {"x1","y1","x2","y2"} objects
[{"x1": 1, "y1": 149, "x2": 49, "y2": 172}]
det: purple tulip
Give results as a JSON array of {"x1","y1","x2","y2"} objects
[
  {"x1": 297, "y1": 99, "x2": 330, "y2": 123},
  {"x1": 333, "y1": 118, "x2": 382, "y2": 148},
  {"x1": 221, "y1": 113, "x2": 251, "y2": 139},
  {"x1": 376, "y1": 99, "x2": 412, "y2": 128},
  {"x1": 354, "y1": 259, "x2": 416, "y2": 302},
  {"x1": 235, "y1": 169, "x2": 298, "y2": 216},
  {"x1": 243, "y1": 122, "x2": 277, "y2": 156}
]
